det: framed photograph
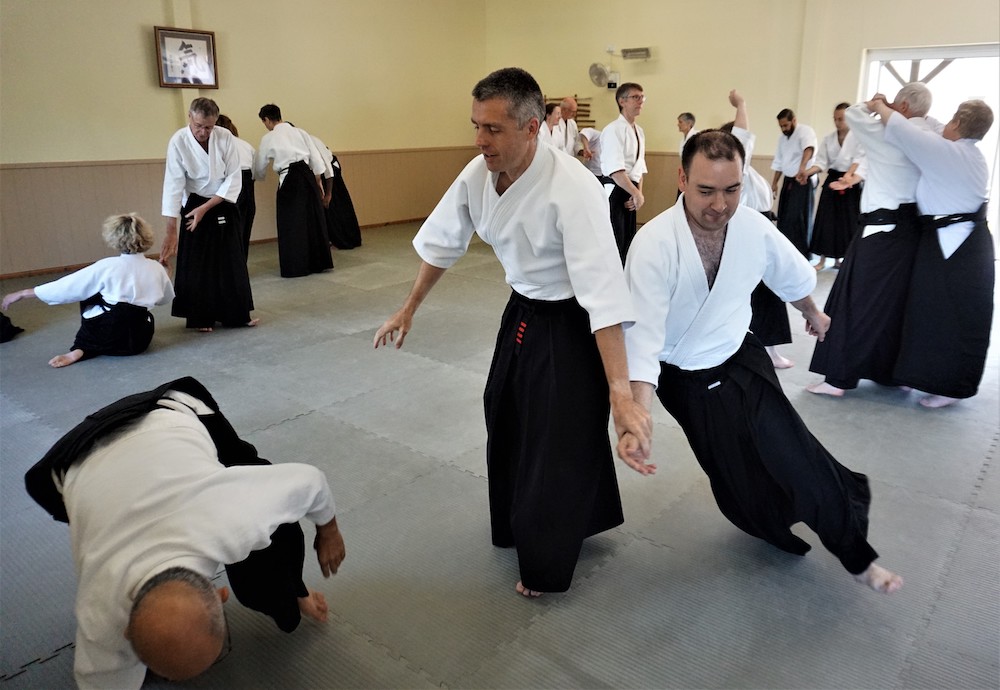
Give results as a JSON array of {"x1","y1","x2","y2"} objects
[{"x1": 154, "y1": 26, "x2": 219, "y2": 89}]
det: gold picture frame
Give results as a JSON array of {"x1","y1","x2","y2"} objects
[{"x1": 154, "y1": 26, "x2": 219, "y2": 89}]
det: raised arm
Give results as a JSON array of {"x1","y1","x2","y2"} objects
[{"x1": 730, "y1": 89, "x2": 749, "y2": 131}]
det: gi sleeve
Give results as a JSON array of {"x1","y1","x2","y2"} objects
[
  {"x1": 624, "y1": 227, "x2": 674, "y2": 387},
  {"x1": 161, "y1": 135, "x2": 187, "y2": 218},
  {"x1": 412, "y1": 160, "x2": 479, "y2": 269},
  {"x1": 34, "y1": 261, "x2": 108, "y2": 305}
]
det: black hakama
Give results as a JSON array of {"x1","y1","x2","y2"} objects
[
  {"x1": 776, "y1": 177, "x2": 814, "y2": 258},
  {"x1": 809, "y1": 169, "x2": 861, "y2": 259},
  {"x1": 72, "y1": 295, "x2": 154, "y2": 359},
  {"x1": 170, "y1": 195, "x2": 255, "y2": 329},
  {"x1": 25, "y1": 376, "x2": 311, "y2": 632},
  {"x1": 658, "y1": 335, "x2": 878, "y2": 574},
  {"x1": 276, "y1": 161, "x2": 333, "y2": 278},
  {"x1": 809, "y1": 204, "x2": 920, "y2": 389},
  {"x1": 324, "y1": 154, "x2": 362, "y2": 250},
  {"x1": 893, "y1": 209, "x2": 995, "y2": 398},
  {"x1": 608, "y1": 184, "x2": 638, "y2": 265},
  {"x1": 749, "y1": 282, "x2": 791, "y2": 346},
  {"x1": 484, "y1": 292, "x2": 624, "y2": 592},
  {"x1": 236, "y1": 169, "x2": 257, "y2": 259}
]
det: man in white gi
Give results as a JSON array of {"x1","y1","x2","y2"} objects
[
  {"x1": 868, "y1": 97, "x2": 995, "y2": 408},
  {"x1": 677, "y1": 112, "x2": 698, "y2": 152},
  {"x1": 255, "y1": 104, "x2": 333, "y2": 278},
  {"x1": 24, "y1": 377, "x2": 346, "y2": 689},
  {"x1": 770, "y1": 109, "x2": 817, "y2": 257},
  {"x1": 624, "y1": 130, "x2": 902, "y2": 594},
  {"x1": 802, "y1": 103, "x2": 865, "y2": 270},
  {"x1": 374, "y1": 67, "x2": 653, "y2": 598},
  {"x1": 807, "y1": 83, "x2": 935, "y2": 399},
  {"x1": 580, "y1": 127, "x2": 603, "y2": 178},
  {"x1": 159, "y1": 98, "x2": 257, "y2": 332},
  {"x1": 553, "y1": 96, "x2": 589, "y2": 159},
  {"x1": 601, "y1": 82, "x2": 647, "y2": 264}
]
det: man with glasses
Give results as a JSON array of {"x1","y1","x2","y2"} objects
[
  {"x1": 601, "y1": 83, "x2": 648, "y2": 263},
  {"x1": 24, "y1": 377, "x2": 346, "y2": 689}
]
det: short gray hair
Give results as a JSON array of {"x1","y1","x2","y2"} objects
[
  {"x1": 471, "y1": 67, "x2": 544, "y2": 128},
  {"x1": 895, "y1": 82, "x2": 932, "y2": 118}
]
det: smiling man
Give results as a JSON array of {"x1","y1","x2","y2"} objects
[
  {"x1": 374, "y1": 67, "x2": 653, "y2": 599},
  {"x1": 624, "y1": 130, "x2": 903, "y2": 595}
]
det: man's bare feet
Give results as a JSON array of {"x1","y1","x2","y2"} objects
[
  {"x1": 198, "y1": 327, "x2": 214, "y2": 333},
  {"x1": 515, "y1": 581, "x2": 543, "y2": 598},
  {"x1": 854, "y1": 563, "x2": 903, "y2": 594},
  {"x1": 920, "y1": 394, "x2": 959, "y2": 408},
  {"x1": 246, "y1": 318, "x2": 260, "y2": 327},
  {"x1": 297, "y1": 589, "x2": 329, "y2": 622},
  {"x1": 49, "y1": 349, "x2": 84, "y2": 368},
  {"x1": 806, "y1": 381, "x2": 845, "y2": 397},
  {"x1": 766, "y1": 346, "x2": 794, "y2": 369}
]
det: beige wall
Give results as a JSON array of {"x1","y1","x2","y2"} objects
[{"x1": 1, "y1": 0, "x2": 996, "y2": 274}]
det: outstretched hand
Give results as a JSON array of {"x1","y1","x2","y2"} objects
[
  {"x1": 314, "y1": 517, "x2": 346, "y2": 577},
  {"x1": 373, "y1": 308, "x2": 413, "y2": 349}
]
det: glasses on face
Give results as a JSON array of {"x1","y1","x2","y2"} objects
[{"x1": 625, "y1": 94, "x2": 647, "y2": 102}]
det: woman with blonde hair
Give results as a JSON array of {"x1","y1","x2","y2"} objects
[{"x1": 2, "y1": 213, "x2": 174, "y2": 367}]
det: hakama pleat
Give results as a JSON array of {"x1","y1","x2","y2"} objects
[
  {"x1": 893, "y1": 218, "x2": 995, "y2": 398},
  {"x1": 276, "y1": 161, "x2": 333, "y2": 278},
  {"x1": 658, "y1": 336, "x2": 878, "y2": 574},
  {"x1": 609, "y1": 184, "x2": 638, "y2": 265},
  {"x1": 749, "y1": 282, "x2": 791, "y2": 346},
  {"x1": 171, "y1": 195, "x2": 254, "y2": 329},
  {"x1": 809, "y1": 169, "x2": 860, "y2": 259},
  {"x1": 324, "y1": 154, "x2": 362, "y2": 249},
  {"x1": 776, "y1": 177, "x2": 813, "y2": 257},
  {"x1": 72, "y1": 297, "x2": 154, "y2": 359},
  {"x1": 809, "y1": 205, "x2": 920, "y2": 389},
  {"x1": 484, "y1": 292, "x2": 623, "y2": 592},
  {"x1": 236, "y1": 169, "x2": 257, "y2": 259}
]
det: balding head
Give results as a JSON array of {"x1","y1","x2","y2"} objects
[
  {"x1": 126, "y1": 568, "x2": 226, "y2": 681},
  {"x1": 560, "y1": 97, "x2": 578, "y2": 120}
]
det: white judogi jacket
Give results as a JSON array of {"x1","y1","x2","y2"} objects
[
  {"x1": 625, "y1": 202, "x2": 815, "y2": 383},
  {"x1": 161, "y1": 126, "x2": 242, "y2": 218},
  {"x1": 730, "y1": 126, "x2": 773, "y2": 213},
  {"x1": 815, "y1": 130, "x2": 863, "y2": 173},
  {"x1": 34, "y1": 254, "x2": 174, "y2": 318},
  {"x1": 413, "y1": 144, "x2": 633, "y2": 333},
  {"x1": 66, "y1": 394, "x2": 337, "y2": 690},
  {"x1": 255, "y1": 122, "x2": 327, "y2": 186},
  {"x1": 884, "y1": 114, "x2": 989, "y2": 258},
  {"x1": 231, "y1": 136, "x2": 256, "y2": 173},
  {"x1": 552, "y1": 117, "x2": 580, "y2": 156},
  {"x1": 600, "y1": 114, "x2": 647, "y2": 181}
]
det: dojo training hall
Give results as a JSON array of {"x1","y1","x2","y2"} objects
[{"x1": 1, "y1": 1, "x2": 998, "y2": 688}]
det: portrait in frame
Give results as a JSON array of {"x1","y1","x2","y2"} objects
[{"x1": 155, "y1": 26, "x2": 219, "y2": 89}]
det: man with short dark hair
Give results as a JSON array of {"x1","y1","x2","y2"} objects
[
  {"x1": 255, "y1": 104, "x2": 333, "y2": 278},
  {"x1": 374, "y1": 67, "x2": 653, "y2": 599},
  {"x1": 771, "y1": 108, "x2": 817, "y2": 257},
  {"x1": 600, "y1": 82, "x2": 647, "y2": 263},
  {"x1": 160, "y1": 97, "x2": 256, "y2": 331},
  {"x1": 624, "y1": 130, "x2": 902, "y2": 595},
  {"x1": 25, "y1": 377, "x2": 346, "y2": 689}
]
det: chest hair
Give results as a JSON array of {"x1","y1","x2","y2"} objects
[{"x1": 692, "y1": 227, "x2": 727, "y2": 289}]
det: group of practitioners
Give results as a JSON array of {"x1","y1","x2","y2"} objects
[
  {"x1": 3, "y1": 97, "x2": 362, "y2": 363},
  {"x1": 12, "y1": 66, "x2": 995, "y2": 689}
]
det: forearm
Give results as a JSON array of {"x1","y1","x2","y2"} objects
[
  {"x1": 772, "y1": 170, "x2": 783, "y2": 188},
  {"x1": 1, "y1": 287, "x2": 37, "y2": 309},
  {"x1": 593, "y1": 325, "x2": 634, "y2": 407},
  {"x1": 610, "y1": 170, "x2": 640, "y2": 197},
  {"x1": 790, "y1": 294, "x2": 821, "y2": 319},
  {"x1": 198, "y1": 195, "x2": 225, "y2": 213},
  {"x1": 798, "y1": 148, "x2": 814, "y2": 174},
  {"x1": 401, "y1": 261, "x2": 447, "y2": 316},
  {"x1": 630, "y1": 380, "x2": 655, "y2": 412}
]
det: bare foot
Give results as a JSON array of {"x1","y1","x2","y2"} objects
[
  {"x1": 833, "y1": 261, "x2": 843, "y2": 269},
  {"x1": 806, "y1": 381, "x2": 845, "y2": 397},
  {"x1": 246, "y1": 318, "x2": 260, "y2": 327},
  {"x1": 854, "y1": 563, "x2": 903, "y2": 594},
  {"x1": 515, "y1": 581, "x2": 543, "y2": 598},
  {"x1": 920, "y1": 394, "x2": 959, "y2": 408},
  {"x1": 898, "y1": 385, "x2": 913, "y2": 392},
  {"x1": 766, "y1": 346, "x2": 794, "y2": 369},
  {"x1": 49, "y1": 349, "x2": 84, "y2": 368},
  {"x1": 198, "y1": 327, "x2": 214, "y2": 333},
  {"x1": 297, "y1": 589, "x2": 329, "y2": 622}
]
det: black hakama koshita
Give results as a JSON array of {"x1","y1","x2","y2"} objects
[
  {"x1": 25, "y1": 376, "x2": 311, "y2": 632},
  {"x1": 325, "y1": 154, "x2": 362, "y2": 250},
  {"x1": 659, "y1": 335, "x2": 878, "y2": 574},
  {"x1": 484, "y1": 291, "x2": 624, "y2": 592},
  {"x1": 236, "y1": 169, "x2": 257, "y2": 259},
  {"x1": 170, "y1": 195, "x2": 255, "y2": 329},
  {"x1": 809, "y1": 169, "x2": 861, "y2": 259},
  {"x1": 609, "y1": 184, "x2": 638, "y2": 265},
  {"x1": 276, "y1": 161, "x2": 334, "y2": 278},
  {"x1": 72, "y1": 295, "x2": 154, "y2": 359},
  {"x1": 809, "y1": 204, "x2": 920, "y2": 389},
  {"x1": 893, "y1": 207, "x2": 995, "y2": 398},
  {"x1": 776, "y1": 177, "x2": 814, "y2": 258},
  {"x1": 749, "y1": 282, "x2": 791, "y2": 346}
]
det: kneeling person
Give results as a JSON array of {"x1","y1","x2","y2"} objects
[
  {"x1": 624, "y1": 131, "x2": 901, "y2": 594},
  {"x1": 2, "y1": 213, "x2": 173, "y2": 368}
]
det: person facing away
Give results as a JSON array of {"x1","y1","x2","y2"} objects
[
  {"x1": 2, "y1": 213, "x2": 173, "y2": 368},
  {"x1": 623, "y1": 130, "x2": 903, "y2": 595},
  {"x1": 215, "y1": 114, "x2": 258, "y2": 260},
  {"x1": 600, "y1": 82, "x2": 648, "y2": 264},
  {"x1": 373, "y1": 66, "x2": 653, "y2": 599},
  {"x1": 24, "y1": 376, "x2": 346, "y2": 689},
  {"x1": 159, "y1": 97, "x2": 257, "y2": 332}
]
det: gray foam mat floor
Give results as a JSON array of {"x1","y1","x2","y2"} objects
[{"x1": 1, "y1": 224, "x2": 997, "y2": 689}]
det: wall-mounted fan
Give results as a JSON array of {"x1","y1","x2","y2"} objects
[{"x1": 589, "y1": 63, "x2": 610, "y2": 87}]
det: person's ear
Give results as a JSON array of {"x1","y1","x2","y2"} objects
[
  {"x1": 677, "y1": 167, "x2": 688, "y2": 192},
  {"x1": 217, "y1": 586, "x2": 230, "y2": 603}
]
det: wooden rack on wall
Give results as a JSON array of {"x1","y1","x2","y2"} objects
[{"x1": 543, "y1": 95, "x2": 595, "y2": 128}]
